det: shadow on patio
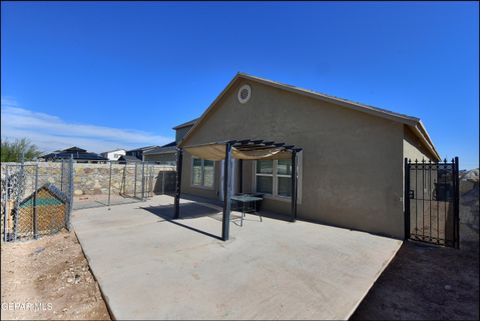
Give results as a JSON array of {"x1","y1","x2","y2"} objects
[
  {"x1": 141, "y1": 195, "x2": 295, "y2": 241},
  {"x1": 141, "y1": 202, "x2": 224, "y2": 240}
]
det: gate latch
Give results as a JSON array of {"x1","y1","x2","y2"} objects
[{"x1": 408, "y1": 190, "x2": 415, "y2": 199}]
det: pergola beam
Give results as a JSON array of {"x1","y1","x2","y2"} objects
[{"x1": 175, "y1": 139, "x2": 302, "y2": 242}]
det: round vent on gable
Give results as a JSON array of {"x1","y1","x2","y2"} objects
[{"x1": 238, "y1": 84, "x2": 252, "y2": 104}]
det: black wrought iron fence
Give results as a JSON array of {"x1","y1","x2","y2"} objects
[{"x1": 405, "y1": 157, "x2": 460, "y2": 248}]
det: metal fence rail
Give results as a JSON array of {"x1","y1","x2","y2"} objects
[
  {"x1": 71, "y1": 161, "x2": 176, "y2": 210},
  {"x1": 1, "y1": 158, "x2": 176, "y2": 242}
]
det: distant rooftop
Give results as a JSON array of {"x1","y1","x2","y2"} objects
[
  {"x1": 40, "y1": 146, "x2": 107, "y2": 161},
  {"x1": 126, "y1": 146, "x2": 157, "y2": 152}
]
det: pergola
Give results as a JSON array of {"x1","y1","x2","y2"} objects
[{"x1": 174, "y1": 139, "x2": 302, "y2": 241}]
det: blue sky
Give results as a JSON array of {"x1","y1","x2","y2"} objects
[{"x1": 1, "y1": 1, "x2": 478, "y2": 168}]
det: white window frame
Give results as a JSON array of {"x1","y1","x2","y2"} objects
[
  {"x1": 191, "y1": 157, "x2": 215, "y2": 190},
  {"x1": 253, "y1": 153, "x2": 303, "y2": 203}
]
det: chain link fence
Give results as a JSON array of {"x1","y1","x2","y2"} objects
[
  {"x1": 1, "y1": 157, "x2": 74, "y2": 242},
  {"x1": 1, "y1": 158, "x2": 176, "y2": 242},
  {"x1": 72, "y1": 161, "x2": 176, "y2": 210}
]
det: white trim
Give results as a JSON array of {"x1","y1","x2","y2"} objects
[
  {"x1": 253, "y1": 156, "x2": 303, "y2": 204},
  {"x1": 237, "y1": 84, "x2": 252, "y2": 104},
  {"x1": 191, "y1": 157, "x2": 215, "y2": 190}
]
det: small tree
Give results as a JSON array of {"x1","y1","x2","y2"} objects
[{"x1": 1, "y1": 138, "x2": 43, "y2": 162}]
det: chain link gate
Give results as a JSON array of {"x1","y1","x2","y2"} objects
[
  {"x1": 405, "y1": 157, "x2": 460, "y2": 248},
  {"x1": 1, "y1": 157, "x2": 74, "y2": 242}
]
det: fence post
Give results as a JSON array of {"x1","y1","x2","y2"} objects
[
  {"x1": 454, "y1": 156, "x2": 460, "y2": 249},
  {"x1": 33, "y1": 162, "x2": 39, "y2": 239},
  {"x1": 108, "y1": 161, "x2": 112, "y2": 206},
  {"x1": 149, "y1": 165, "x2": 154, "y2": 198},
  {"x1": 134, "y1": 163, "x2": 137, "y2": 198},
  {"x1": 4, "y1": 166, "x2": 10, "y2": 242},
  {"x1": 141, "y1": 162, "x2": 145, "y2": 201},
  {"x1": 13, "y1": 152, "x2": 25, "y2": 241},
  {"x1": 60, "y1": 159, "x2": 64, "y2": 192},
  {"x1": 66, "y1": 155, "x2": 74, "y2": 230},
  {"x1": 404, "y1": 158, "x2": 411, "y2": 240},
  {"x1": 161, "y1": 171, "x2": 165, "y2": 195}
]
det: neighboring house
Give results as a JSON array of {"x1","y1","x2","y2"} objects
[
  {"x1": 100, "y1": 148, "x2": 126, "y2": 161},
  {"x1": 125, "y1": 146, "x2": 158, "y2": 161},
  {"x1": 117, "y1": 155, "x2": 142, "y2": 164},
  {"x1": 143, "y1": 118, "x2": 199, "y2": 164},
  {"x1": 40, "y1": 147, "x2": 108, "y2": 163},
  {"x1": 176, "y1": 72, "x2": 440, "y2": 239},
  {"x1": 143, "y1": 141, "x2": 177, "y2": 165}
]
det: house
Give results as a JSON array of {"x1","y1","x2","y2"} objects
[
  {"x1": 117, "y1": 155, "x2": 142, "y2": 164},
  {"x1": 175, "y1": 73, "x2": 440, "y2": 240},
  {"x1": 143, "y1": 141, "x2": 177, "y2": 165},
  {"x1": 100, "y1": 148, "x2": 126, "y2": 161},
  {"x1": 125, "y1": 146, "x2": 158, "y2": 161},
  {"x1": 143, "y1": 118, "x2": 200, "y2": 164},
  {"x1": 40, "y1": 147, "x2": 108, "y2": 163}
]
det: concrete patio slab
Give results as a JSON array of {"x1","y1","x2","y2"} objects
[{"x1": 72, "y1": 195, "x2": 402, "y2": 320}]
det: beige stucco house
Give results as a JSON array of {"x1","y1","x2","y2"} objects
[{"x1": 174, "y1": 73, "x2": 440, "y2": 239}]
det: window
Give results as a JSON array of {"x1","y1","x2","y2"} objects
[
  {"x1": 256, "y1": 160, "x2": 273, "y2": 194},
  {"x1": 255, "y1": 159, "x2": 293, "y2": 198},
  {"x1": 277, "y1": 159, "x2": 292, "y2": 197},
  {"x1": 192, "y1": 158, "x2": 214, "y2": 188}
]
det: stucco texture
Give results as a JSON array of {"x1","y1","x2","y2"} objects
[
  {"x1": 179, "y1": 79, "x2": 411, "y2": 239},
  {"x1": 403, "y1": 125, "x2": 435, "y2": 162}
]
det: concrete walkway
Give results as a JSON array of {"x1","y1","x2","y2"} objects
[{"x1": 72, "y1": 195, "x2": 402, "y2": 320}]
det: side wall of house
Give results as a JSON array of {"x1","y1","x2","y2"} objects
[
  {"x1": 176, "y1": 126, "x2": 194, "y2": 143},
  {"x1": 181, "y1": 80, "x2": 406, "y2": 239},
  {"x1": 144, "y1": 152, "x2": 177, "y2": 164},
  {"x1": 403, "y1": 126, "x2": 435, "y2": 162}
]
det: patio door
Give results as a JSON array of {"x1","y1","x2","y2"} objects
[{"x1": 219, "y1": 158, "x2": 237, "y2": 201}]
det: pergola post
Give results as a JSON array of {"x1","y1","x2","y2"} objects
[
  {"x1": 222, "y1": 142, "x2": 233, "y2": 241},
  {"x1": 291, "y1": 150, "x2": 298, "y2": 222},
  {"x1": 174, "y1": 148, "x2": 183, "y2": 219},
  {"x1": 238, "y1": 159, "x2": 243, "y2": 193}
]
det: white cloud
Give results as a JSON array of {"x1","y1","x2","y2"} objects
[{"x1": 1, "y1": 98, "x2": 173, "y2": 153}]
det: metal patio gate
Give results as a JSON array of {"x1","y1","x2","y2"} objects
[{"x1": 404, "y1": 157, "x2": 460, "y2": 248}]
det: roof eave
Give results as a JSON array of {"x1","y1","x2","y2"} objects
[
  {"x1": 410, "y1": 121, "x2": 441, "y2": 161},
  {"x1": 179, "y1": 73, "x2": 440, "y2": 160}
]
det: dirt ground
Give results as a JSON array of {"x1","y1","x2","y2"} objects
[
  {"x1": 1, "y1": 231, "x2": 110, "y2": 320},
  {"x1": 351, "y1": 240, "x2": 479, "y2": 320}
]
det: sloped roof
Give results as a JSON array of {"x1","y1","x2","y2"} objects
[
  {"x1": 126, "y1": 146, "x2": 158, "y2": 152},
  {"x1": 143, "y1": 141, "x2": 177, "y2": 155},
  {"x1": 101, "y1": 148, "x2": 126, "y2": 154},
  {"x1": 40, "y1": 149, "x2": 107, "y2": 161},
  {"x1": 118, "y1": 155, "x2": 142, "y2": 162},
  {"x1": 173, "y1": 118, "x2": 199, "y2": 130},
  {"x1": 64, "y1": 146, "x2": 87, "y2": 153},
  {"x1": 20, "y1": 183, "x2": 68, "y2": 206},
  {"x1": 179, "y1": 72, "x2": 440, "y2": 160}
]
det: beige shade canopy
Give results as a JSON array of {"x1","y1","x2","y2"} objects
[{"x1": 183, "y1": 142, "x2": 293, "y2": 161}]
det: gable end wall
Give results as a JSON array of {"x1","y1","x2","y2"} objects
[{"x1": 181, "y1": 80, "x2": 406, "y2": 238}]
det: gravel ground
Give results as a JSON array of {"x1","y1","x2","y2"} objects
[
  {"x1": 351, "y1": 240, "x2": 479, "y2": 320},
  {"x1": 1, "y1": 231, "x2": 110, "y2": 320}
]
